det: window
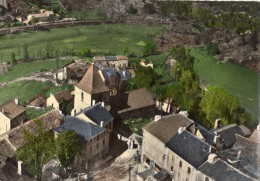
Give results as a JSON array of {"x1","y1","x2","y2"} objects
[
  {"x1": 90, "y1": 139, "x2": 92, "y2": 142},
  {"x1": 179, "y1": 161, "x2": 182, "y2": 168},
  {"x1": 90, "y1": 147, "x2": 92, "y2": 154},
  {"x1": 96, "y1": 143, "x2": 99, "y2": 149},
  {"x1": 103, "y1": 139, "x2": 105, "y2": 145},
  {"x1": 187, "y1": 167, "x2": 191, "y2": 174},
  {"x1": 81, "y1": 92, "x2": 84, "y2": 101},
  {"x1": 186, "y1": 179, "x2": 189, "y2": 181},
  {"x1": 205, "y1": 177, "x2": 209, "y2": 181},
  {"x1": 97, "y1": 135, "x2": 100, "y2": 141},
  {"x1": 171, "y1": 166, "x2": 173, "y2": 172}
]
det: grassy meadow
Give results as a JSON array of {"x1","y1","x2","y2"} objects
[
  {"x1": 0, "y1": 59, "x2": 71, "y2": 82},
  {"x1": 0, "y1": 24, "x2": 166, "y2": 62},
  {"x1": 190, "y1": 48, "x2": 259, "y2": 123}
]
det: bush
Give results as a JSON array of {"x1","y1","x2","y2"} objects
[
  {"x1": 127, "y1": 4, "x2": 137, "y2": 14},
  {"x1": 205, "y1": 42, "x2": 220, "y2": 56}
]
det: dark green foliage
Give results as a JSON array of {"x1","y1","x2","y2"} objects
[
  {"x1": 55, "y1": 130, "x2": 83, "y2": 168},
  {"x1": 127, "y1": 4, "x2": 137, "y2": 14},
  {"x1": 157, "y1": 1, "x2": 192, "y2": 17},
  {"x1": 123, "y1": 118, "x2": 152, "y2": 135},
  {"x1": 10, "y1": 52, "x2": 16, "y2": 65},
  {"x1": 134, "y1": 65, "x2": 160, "y2": 89},
  {"x1": 60, "y1": 101, "x2": 74, "y2": 115},
  {"x1": 80, "y1": 48, "x2": 92, "y2": 57},
  {"x1": 204, "y1": 42, "x2": 220, "y2": 56},
  {"x1": 143, "y1": 39, "x2": 157, "y2": 56},
  {"x1": 16, "y1": 120, "x2": 55, "y2": 180},
  {"x1": 22, "y1": 44, "x2": 29, "y2": 60}
]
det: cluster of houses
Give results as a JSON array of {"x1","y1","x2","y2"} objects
[{"x1": 0, "y1": 55, "x2": 259, "y2": 180}]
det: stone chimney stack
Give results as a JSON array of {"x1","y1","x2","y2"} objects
[
  {"x1": 207, "y1": 153, "x2": 217, "y2": 163},
  {"x1": 154, "y1": 115, "x2": 161, "y2": 122},
  {"x1": 1, "y1": 108, "x2": 4, "y2": 114},
  {"x1": 92, "y1": 99, "x2": 96, "y2": 106},
  {"x1": 100, "y1": 121, "x2": 104, "y2": 127},
  {"x1": 15, "y1": 99, "x2": 18, "y2": 105},
  {"x1": 17, "y1": 161, "x2": 23, "y2": 175},
  {"x1": 101, "y1": 102, "x2": 105, "y2": 107},
  {"x1": 214, "y1": 119, "x2": 221, "y2": 129}
]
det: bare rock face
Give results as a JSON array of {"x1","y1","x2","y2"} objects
[{"x1": 100, "y1": 0, "x2": 151, "y2": 19}]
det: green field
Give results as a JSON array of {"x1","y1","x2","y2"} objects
[
  {"x1": 0, "y1": 59, "x2": 71, "y2": 83},
  {"x1": 0, "y1": 24, "x2": 166, "y2": 62},
  {"x1": 190, "y1": 49, "x2": 259, "y2": 123},
  {"x1": 0, "y1": 81, "x2": 50, "y2": 105}
]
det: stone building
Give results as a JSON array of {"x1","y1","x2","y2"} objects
[
  {"x1": 71, "y1": 64, "x2": 110, "y2": 115},
  {"x1": 55, "y1": 116, "x2": 110, "y2": 165},
  {"x1": 0, "y1": 99, "x2": 25, "y2": 136},
  {"x1": 27, "y1": 9, "x2": 59, "y2": 24},
  {"x1": 47, "y1": 90, "x2": 73, "y2": 113},
  {"x1": 93, "y1": 56, "x2": 128, "y2": 69},
  {"x1": 111, "y1": 88, "x2": 156, "y2": 120},
  {"x1": 75, "y1": 103, "x2": 113, "y2": 130}
]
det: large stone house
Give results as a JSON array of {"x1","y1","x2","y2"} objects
[
  {"x1": 27, "y1": 9, "x2": 59, "y2": 24},
  {"x1": 0, "y1": 99, "x2": 25, "y2": 136},
  {"x1": 55, "y1": 116, "x2": 110, "y2": 165},
  {"x1": 93, "y1": 56, "x2": 128, "y2": 69},
  {"x1": 47, "y1": 90, "x2": 73, "y2": 114},
  {"x1": 75, "y1": 103, "x2": 113, "y2": 130},
  {"x1": 71, "y1": 64, "x2": 110, "y2": 115}
]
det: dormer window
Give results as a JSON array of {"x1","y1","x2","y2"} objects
[{"x1": 179, "y1": 161, "x2": 182, "y2": 168}]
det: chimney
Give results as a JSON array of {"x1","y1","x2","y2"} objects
[
  {"x1": 207, "y1": 153, "x2": 217, "y2": 163},
  {"x1": 17, "y1": 160, "x2": 23, "y2": 175},
  {"x1": 194, "y1": 126, "x2": 198, "y2": 136},
  {"x1": 1, "y1": 108, "x2": 4, "y2": 114},
  {"x1": 214, "y1": 119, "x2": 221, "y2": 129},
  {"x1": 257, "y1": 124, "x2": 260, "y2": 131},
  {"x1": 154, "y1": 115, "x2": 161, "y2": 122},
  {"x1": 15, "y1": 99, "x2": 18, "y2": 105},
  {"x1": 92, "y1": 99, "x2": 96, "y2": 106},
  {"x1": 178, "y1": 126, "x2": 185, "y2": 134},
  {"x1": 101, "y1": 102, "x2": 105, "y2": 107},
  {"x1": 100, "y1": 121, "x2": 104, "y2": 127}
]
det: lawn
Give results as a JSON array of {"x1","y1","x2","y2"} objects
[
  {"x1": 0, "y1": 59, "x2": 72, "y2": 83},
  {"x1": 0, "y1": 81, "x2": 51, "y2": 105},
  {"x1": 0, "y1": 24, "x2": 166, "y2": 63},
  {"x1": 190, "y1": 48, "x2": 259, "y2": 123}
]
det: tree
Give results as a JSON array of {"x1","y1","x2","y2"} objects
[
  {"x1": 22, "y1": 44, "x2": 29, "y2": 60},
  {"x1": 200, "y1": 86, "x2": 240, "y2": 127},
  {"x1": 10, "y1": 52, "x2": 16, "y2": 65},
  {"x1": 16, "y1": 120, "x2": 55, "y2": 180},
  {"x1": 80, "y1": 48, "x2": 92, "y2": 57},
  {"x1": 205, "y1": 42, "x2": 220, "y2": 56},
  {"x1": 143, "y1": 39, "x2": 157, "y2": 56},
  {"x1": 30, "y1": 16, "x2": 37, "y2": 26},
  {"x1": 123, "y1": 118, "x2": 151, "y2": 135},
  {"x1": 55, "y1": 130, "x2": 83, "y2": 168},
  {"x1": 127, "y1": 4, "x2": 137, "y2": 14}
]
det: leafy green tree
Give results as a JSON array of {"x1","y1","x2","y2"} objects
[
  {"x1": 16, "y1": 120, "x2": 55, "y2": 180},
  {"x1": 205, "y1": 42, "x2": 220, "y2": 56},
  {"x1": 10, "y1": 52, "x2": 16, "y2": 65},
  {"x1": 30, "y1": 16, "x2": 37, "y2": 26},
  {"x1": 22, "y1": 44, "x2": 29, "y2": 60},
  {"x1": 143, "y1": 39, "x2": 157, "y2": 56},
  {"x1": 200, "y1": 86, "x2": 240, "y2": 127},
  {"x1": 80, "y1": 48, "x2": 92, "y2": 57},
  {"x1": 55, "y1": 130, "x2": 83, "y2": 168},
  {"x1": 135, "y1": 65, "x2": 160, "y2": 89}
]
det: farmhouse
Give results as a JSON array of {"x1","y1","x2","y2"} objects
[
  {"x1": 27, "y1": 9, "x2": 59, "y2": 24},
  {"x1": 93, "y1": 56, "x2": 128, "y2": 69},
  {"x1": 47, "y1": 90, "x2": 73, "y2": 113},
  {"x1": 55, "y1": 115, "x2": 110, "y2": 164},
  {"x1": 0, "y1": 99, "x2": 25, "y2": 136}
]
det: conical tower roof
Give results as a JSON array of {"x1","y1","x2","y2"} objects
[{"x1": 75, "y1": 64, "x2": 109, "y2": 94}]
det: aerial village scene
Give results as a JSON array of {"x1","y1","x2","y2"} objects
[{"x1": 0, "y1": 0, "x2": 259, "y2": 181}]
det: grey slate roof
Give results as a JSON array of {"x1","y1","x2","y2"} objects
[
  {"x1": 100, "y1": 67, "x2": 118, "y2": 79},
  {"x1": 166, "y1": 130, "x2": 211, "y2": 168},
  {"x1": 199, "y1": 158, "x2": 255, "y2": 181},
  {"x1": 55, "y1": 115, "x2": 105, "y2": 141},
  {"x1": 152, "y1": 169, "x2": 170, "y2": 181},
  {"x1": 77, "y1": 103, "x2": 113, "y2": 126},
  {"x1": 211, "y1": 124, "x2": 244, "y2": 147}
]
